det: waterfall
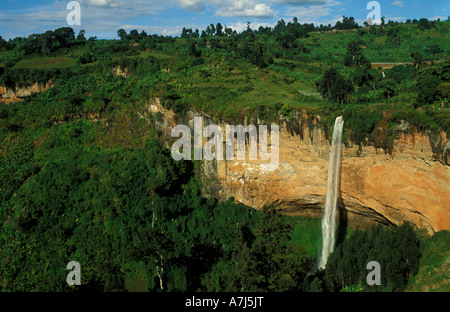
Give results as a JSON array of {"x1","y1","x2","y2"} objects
[{"x1": 318, "y1": 116, "x2": 344, "y2": 270}]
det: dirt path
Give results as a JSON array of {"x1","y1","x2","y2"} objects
[{"x1": 371, "y1": 60, "x2": 444, "y2": 69}]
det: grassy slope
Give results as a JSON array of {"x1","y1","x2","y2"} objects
[
  {"x1": 13, "y1": 56, "x2": 77, "y2": 69},
  {"x1": 306, "y1": 23, "x2": 450, "y2": 63},
  {"x1": 406, "y1": 230, "x2": 450, "y2": 292},
  {"x1": 289, "y1": 216, "x2": 322, "y2": 259}
]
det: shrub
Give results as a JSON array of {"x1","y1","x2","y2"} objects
[
  {"x1": 436, "y1": 82, "x2": 450, "y2": 100},
  {"x1": 316, "y1": 68, "x2": 354, "y2": 104},
  {"x1": 77, "y1": 52, "x2": 97, "y2": 65},
  {"x1": 279, "y1": 103, "x2": 293, "y2": 116},
  {"x1": 190, "y1": 57, "x2": 205, "y2": 67}
]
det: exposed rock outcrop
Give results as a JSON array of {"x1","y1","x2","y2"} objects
[
  {"x1": 0, "y1": 80, "x2": 55, "y2": 103},
  {"x1": 112, "y1": 66, "x2": 131, "y2": 78}
]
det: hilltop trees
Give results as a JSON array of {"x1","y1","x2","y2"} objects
[
  {"x1": 334, "y1": 16, "x2": 360, "y2": 30},
  {"x1": 53, "y1": 27, "x2": 75, "y2": 48},
  {"x1": 273, "y1": 18, "x2": 312, "y2": 50},
  {"x1": 418, "y1": 18, "x2": 435, "y2": 30},
  {"x1": 77, "y1": 29, "x2": 86, "y2": 41},
  {"x1": 5, "y1": 27, "x2": 76, "y2": 57},
  {"x1": 0, "y1": 36, "x2": 9, "y2": 51},
  {"x1": 117, "y1": 29, "x2": 128, "y2": 41}
]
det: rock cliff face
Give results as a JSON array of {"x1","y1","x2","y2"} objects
[
  {"x1": 200, "y1": 116, "x2": 450, "y2": 235},
  {"x1": 0, "y1": 80, "x2": 55, "y2": 103}
]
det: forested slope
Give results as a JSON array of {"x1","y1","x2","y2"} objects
[{"x1": 0, "y1": 18, "x2": 448, "y2": 292}]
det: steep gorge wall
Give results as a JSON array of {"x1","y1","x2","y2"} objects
[
  {"x1": 200, "y1": 115, "x2": 450, "y2": 235},
  {"x1": 147, "y1": 100, "x2": 449, "y2": 234}
]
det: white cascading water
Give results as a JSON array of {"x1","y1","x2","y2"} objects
[{"x1": 318, "y1": 116, "x2": 344, "y2": 270}]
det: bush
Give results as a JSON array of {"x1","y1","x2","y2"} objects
[
  {"x1": 436, "y1": 82, "x2": 450, "y2": 100},
  {"x1": 77, "y1": 52, "x2": 97, "y2": 65},
  {"x1": 279, "y1": 103, "x2": 293, "y2": 116},
  {"x1": 385, "y1": 65, "x2": 414, "y2": 84},
  {"x1": 416, "y1": 74, "x2": 440, "y2": 105},
  {"x1": 190, "y1": 57, "x2": 205, "y2": 67},
  {"x1": 316, "y1": 68, "x2": 354, "y2": 104}
]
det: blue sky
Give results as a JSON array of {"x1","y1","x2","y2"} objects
[{"x1": 0, "y1": 0, "x2": 449, "y2": 39}]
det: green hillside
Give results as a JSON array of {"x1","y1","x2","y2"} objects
[{"x1": 0, "y1": 18, "x2": 449, "y2": 292}]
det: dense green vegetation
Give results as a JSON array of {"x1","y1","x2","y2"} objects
[
  {"x1": 309, "y1": 224, "x2": 421, "y2": 292},
  {"x1": 0, "y1": 17, "x2": 449, "y2": 292}
]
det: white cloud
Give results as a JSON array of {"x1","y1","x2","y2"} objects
[
  {"x1": 80, "y1": 0, "x2": 125, "y2": 7},
  {"x1": 386, "y1": 16, "x2": 407, "y2": 21},
  {"x1": 270, "y1": 0, "x2": 326, "y2": 5},
  {"x1": 283, "y1": 0, "x2": 342, "y2": 25},
  {"x1": 391, "y1": 1, "x2": 404, "y2": 8},
  {"x1": 120, "y1": 24, "x2": 184, "y2": 36},
  {"x1": 0, "y1": 1, "x2": 165, "y2": 39},
  {"x1": 429, "y1": 16, "x2": 447, "y2": 21},
  {"x1": 179, "y1": 0, "x2": 206, "y2": 12},
  {"x1": 226, "y1": 20, "x2": 276, "y2": 32},
  {"x1": 215, "y1": 0, "x2": 275, "y2": 18}
]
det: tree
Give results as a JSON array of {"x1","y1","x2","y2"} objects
[
  {"x1": 216, "y1": 23, "x2": 223, "y2": 37},
  {"x1": 39, "y1": 30, "x2": 54, "y2": 55},
  {"x1": 239, "y1": 42, "x2": 269, "y2": 68},
  {"x1": 425, "y1": 44, "x2": 443, "y2": 56},
  {"x1": 250, "y1": 206, "x2": 307, "y2": 291},
  {"x1": 344, "y1": 41, "x2": 371, "y2": 68},
  {"x1": 205, "y1": 26, "x2": 212, "y2": 36},
  {"x1": 416, "y1": 68, "x2": 440, "y2": 105},
  {"x1": 276, "y1": 31, "x2": 297, "y2": 50},
  {"x1": 181, "y1": 27, "x2": 189, "y2": 39},
  {"x1": 193, "y1": 29, "x2": 199, "y2": 38},
  {"x1": 353, "y1": 67, "x2": 374, "y2": 87},
  {"x1": 324, "y1": 224, "x2": 420, "y2": 292},
  {"x1": 129, "y1": 29, "x2": 140, "y2": 41},
  {"x1": 335, "y1": 16, "x2": 359, "y2": 30},
  {"x1": 436, "y1": 83, "x2": 450, "y2": 100},
  {"x1": 0, "y1": 36, "x2": 8, "y2": 51},
  {"x1": 411, "y1": 52, "x2": 423, "y2": 69},
  {"x1": 385, "y1": 65, "x2": 413, "y2": 84},
  {"x1": 377, "y1": 78, "x2": 396, "y2": 99},
  {"x1": 22, "y1": 34, "x2": 40, "y2": 55},
  {"x1": 316, "y1": 68, "x2": 354, "y2": 104},
  {"x1": 117, "y1": 29, "x2": 128, "y2": 41},
  {"x1": 53, "y1": 27, "x2": 75, "y2": 48},
  {"x1": 224, "y1": 26, "x2": 233, "y2": 37},
  {"x1": 77, "y1": 29, "x2": 86, "y2": 41},
  {"x1": 418, "y1": 18, "x2": 433, "y2": 30},
  {"x1": 187, "y1": 40, "x2": 200, "y2": 58}
]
